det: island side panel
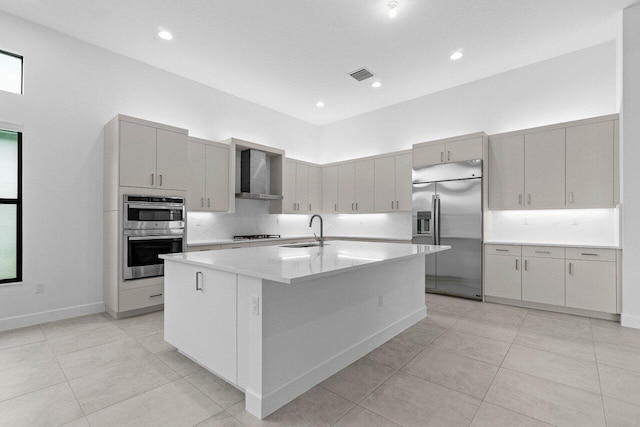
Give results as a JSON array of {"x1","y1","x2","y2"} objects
[{"x1": 238, "y1": 255, "x2": 425, "y2": 418}]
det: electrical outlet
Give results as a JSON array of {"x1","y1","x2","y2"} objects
[
  {"x1": 250, "y1": 295, "x2": 260, "y2": 316},
  {"x1": 35, "y1": 283, "x2": 45, "y2": 294},
  {"x1": 378, "y1": 295, "x2": 383, "y2": 307}
]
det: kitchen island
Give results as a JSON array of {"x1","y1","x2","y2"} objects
[{"x1": 160, "y1": 240, "x2": 449, "y2": 419}]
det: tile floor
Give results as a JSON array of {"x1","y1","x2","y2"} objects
[{"x1": 1, "y1": 294, "x2": 639, "y2": 426}]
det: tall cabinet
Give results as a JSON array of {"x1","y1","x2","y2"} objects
[{"x1": 103, "y1": 115, "x2": 188, "y2": 319}]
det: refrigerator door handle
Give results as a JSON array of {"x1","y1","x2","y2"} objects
[{"x1": 433, "y1": 194, "x2": 440, "y2": 245}]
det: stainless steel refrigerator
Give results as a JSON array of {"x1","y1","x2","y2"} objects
[{"x1": 412, "y1": 160, "x2": 483, "y2": 300}]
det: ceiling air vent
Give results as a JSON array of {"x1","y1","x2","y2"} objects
[{"x1": 349, "y1": 67, "x2": 375, "y2": 82}]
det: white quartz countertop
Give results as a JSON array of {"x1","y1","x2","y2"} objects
[
  {"x1": 483, "y1": 241, "x2": 621, "y2": 249},
  {"x1": 187, "y1": 236, "x2": 411, "y2": 247},
  {"x1": 162, "y1": 240, "x2": 449, "y2": 284}
]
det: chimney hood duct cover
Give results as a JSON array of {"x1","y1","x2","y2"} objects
[{"x1": 235, "y1": 149, "x2": 283, "y2": 200}]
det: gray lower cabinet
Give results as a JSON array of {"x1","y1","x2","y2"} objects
[
  {"x1": 484, "y1": 254, "x2": 522, "y2": 300},
  {"x1": 566, "y1": 259, "x2": 617, "y2": 313}
]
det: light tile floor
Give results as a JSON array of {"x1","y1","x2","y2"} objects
[{"x1": 1, "y1": 294, "x2": 639, "y2": 426}]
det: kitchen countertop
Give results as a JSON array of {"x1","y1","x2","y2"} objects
[
  {"x1": 484, "y1": 241, "x2": 621, "y2": 249},
  {"x1": 162, "y1": 240, "x2": 449, "y2": 284},
  {"x1": 187, "y1": 235, "x2": 411, "y2": 246}
]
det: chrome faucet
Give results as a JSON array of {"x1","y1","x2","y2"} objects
[{"x1": 309, "y1": 214, "x2": 324, "y2": 247}]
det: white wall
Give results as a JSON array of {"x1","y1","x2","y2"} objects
[
  {"x1": 622, "y1": 4, "x2": 640, "y2": 328},
  {"x1": 0, "y1": 11, "x2": 319, "y2": 329},
  {"x1": 318, "y1": 41, "x2": 617, "y2": 163}
]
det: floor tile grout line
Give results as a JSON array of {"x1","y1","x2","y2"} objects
[
  {"x1": 43, "y1": 338, "x2": 86, "y2": 422},
  {"x1": 590, "y1": 320, "x2": 609, "y2": 427}
]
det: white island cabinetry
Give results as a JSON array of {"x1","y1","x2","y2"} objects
[{"x1": 162, "y1": 241, "x2": 448, "y2": 419}]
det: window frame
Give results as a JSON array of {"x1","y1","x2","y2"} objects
[
  {"x1": 0, "y1": 48, "x2": 24, "y2": 95},
  {"x1": 0, "y1": 130, "x2": 22, "y2": 284}
]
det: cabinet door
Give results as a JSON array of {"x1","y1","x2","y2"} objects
[
  {"x1": 308, "y1": 166, "x2": 322, "y2": 213},
  {"x1": 395, "y1": 154, "x2": 412, "y2": 212},
  {"x1": 187, "y1": 141, "x2": 206, "y2": 211},
  {"x1": 413, "y1": 143, "x2": 445, "y2": 168},
  {"x1": 484, "y1": 255, "x2": 522, "y2": 300},
  {"x1": 524, "y1": 129, "x2": 566, "y2": 208},
  {"x1": 355, "y1": 159, "x2": 375, "y2": 213},
  {"x1": 205, "y1": 145, "x2": 230, "y2": 212},
  {"x1": 374, "y1": 156, "x2": 396, "y2": 212},
  {"x1": 197, "y1": 268, "x2": 238, "y2": 382},
  {"x1": 338, "y1": 163, "x2": 356, "y2": 213},
  {"x1": 296, "y1": 163, "x2": 309, "y2": 213},
  {"x1": 566, "y1": 260, "x2": 616, "y2": 313},
  {"x1": 119, "y1": 121, "x2": 157, "y2": 188},
  {"x1": 446, "y1": 137, "x2": 483, "y2": 163},
  {"x1": 156, "y1": 129, "x2": 188, "y2": 191},
  {"x1": 522, "y1": 257, "x2": 565, "y2": 305},
  {"x1": 566, "y1": 121, "x2": 614, "y2": 207},
  {"x1": 488, "y1": 135, "x2": 525, "y2": 210},
  {"x1": 322, "y1": 166, "x2": 338, "y2": 213},
  {"x1": 282, "y1": 160, "x2": 297, "y2": 213}
]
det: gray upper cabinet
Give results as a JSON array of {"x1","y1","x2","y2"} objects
[
  {"x1": 413, "y1": 136, "x2": 483, "y2": 168},
  {"x1": 489, "y1": 116, "x2": 618, "y2": 210},
  {"x1": 566, "y1": 121, "x2": 615, "y2": 208},
  {"x1": 489, "y1": 135, "x2": 525, "y2": 210}
]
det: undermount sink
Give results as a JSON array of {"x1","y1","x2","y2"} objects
[{"x1": 279, "y1": 243, "x2": 329, "y2": 248}]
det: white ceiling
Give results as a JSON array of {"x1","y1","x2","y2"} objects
[{"x1": 0, "y1": 0, "x2": 634, "y2": 125}]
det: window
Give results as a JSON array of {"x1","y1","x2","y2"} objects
[
  {"x1": 0, "y1": 129, "x2": 21, "y2": 283},
  {"x1": 0, "y1": 50, "x2": 23, "y2": 95}
]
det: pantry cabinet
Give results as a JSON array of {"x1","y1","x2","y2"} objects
[
  {"x1": 119, "y1": 120, "x2": 188, "y2": 191},
  {"x1": 374, "y1": 153, "x2": 412, "y2": 212},
  {"x1": 413, "y1": 135, "x2": 483, "y2": 168},
  {"x1": 187, "y1": 138, "x2": 230, "y2": 212}
]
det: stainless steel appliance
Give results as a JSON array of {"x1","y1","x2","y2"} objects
[
  {"x1": 123, "y1": 195, "x2": 185, "y2": 280},
  {"x1": 412, "y1": 160, "x2": 483, "y2": 300}
]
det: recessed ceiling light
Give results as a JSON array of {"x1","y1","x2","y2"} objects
[
  {"x1": 387, "y1": 0, "x2": 399, "y2": 18},
  {"x1": 450, "y1": 51, "x2": 463, "y2": 60},
  {"x1": 316, "y1": 101, "x2": 325, "y2": 108},
  {"x1": 158, "y1": 30, "x2": 173, "y2": 40},
  {"x1": 372, "y1": 81, "x2": 382, "y2": 88}
]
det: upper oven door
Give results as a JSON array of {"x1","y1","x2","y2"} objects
[{"x1": 124, "y1": 203, "x2": 184, "y2": 230}]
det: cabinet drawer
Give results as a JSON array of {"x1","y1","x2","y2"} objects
[
  {"x1": 565, "y1": 248, "x2": 615, "y2": 262},
  {"x1": 119, "y1": 284, "x2": 164, "y2": 312},
  {"x1": 485, "y1": 245, "x2": 521, "y2": 256},
  {"x1": 522, "y1": 246, "x2": 565, "y2": 258}
]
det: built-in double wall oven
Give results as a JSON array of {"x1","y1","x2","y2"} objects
[{"x1": 122, "y1": 195, "x2": 185, "y2": 281}]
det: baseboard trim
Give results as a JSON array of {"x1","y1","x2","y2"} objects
[
  {"x1": 248, "y1": 306, "x2": 426, "y2": 419},
  {"x1": 621, "y1": 313, "x2": 640, "y2": 329},
  {"x1": 485, "y1": 296, "x2": 620, "y2": 321},
  {"x1": 0, "y1": 302, "x2": 105, "y2": 332}
]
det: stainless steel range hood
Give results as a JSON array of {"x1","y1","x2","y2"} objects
[{"x1": 235, "y1": 149, "x2": 283, "y2": 200}]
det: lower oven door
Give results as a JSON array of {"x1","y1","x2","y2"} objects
[{"x1": 123, "y1": 231, "x2": 184, "y2": 280}]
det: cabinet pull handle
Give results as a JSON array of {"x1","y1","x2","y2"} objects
[
  {"x1": 334, "y1": 203, "x2": 337, "y2": 211},
  {"x1": 159, "y1": 174, "x2": 163, "y2": 186},
  {"x1": 208, "y1": 198, "x2": 211, "y2": 208},
  {"x1": 495, "y1": 249, "x2": 509, "y2": 252},
  {"x1": 201, "y1": 198, "x2": 204, "y2": 207},
  {"x1": 515, "y1": 259, "x2": 519, "y2": 270},
  {"x1": 518, "y1": 194, "x2": 523, "y2": 205},
  {"x1": 195, "y1": 271, "x2": 203, "y2": 291},
  {"x1": 535, "y1": 250, "x2": 550, "y2": 254},
  {"x1": 151, "y1": 174, "x2": 154, "y2": 185},
  {"x1": 568, "y1": 192, "x2": 574, "y2": 203},
  {"x1": 396, "y1": 201, "x2": 399, "y2": 209},
  {"x1": 524, "y1": 259, "x2": 528, "y2": 271},
  {"x1": 447, "y1": 151, "x2": 451, "y2": 161},
  {"x1": 309, "y1": 204, "x2": 311, "y2": 211},
  {"x1": 356, "y1": 202, "x2": 358, "y2": 211},
  {"x1": 149, "y1": 293, "x2": 163, "y2": 298},
  {"x1": 527, "y1": 194, "x2": 531, "y2": 205},
  {"x1": 391, "y1": 201, "x2": 394, "y2": 209},
  {"x1": 581, "y1": 253, "x2": 599, "y2": 256},
  {"x1": 569, "y1": 262, "x2": 573, "y2": 275},
  {"x1": 441, "y1": 152, "x2": 444, "y2": 162}
]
